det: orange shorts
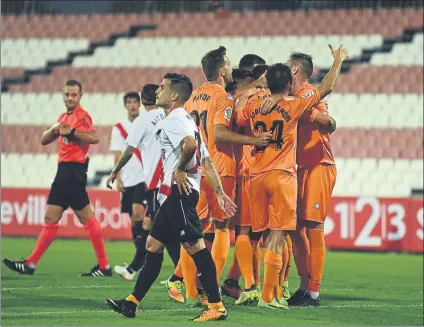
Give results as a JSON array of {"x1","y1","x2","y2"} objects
[
  {"x1": 197, "y1": 176, "x2": 236, "y2": 223},
  {"x1": 232, "y1": 175, "x2": 251, "y2": 228},
  {"x1": 297, "y1": 163, "x2": 337, "y2": 223},
  {"x1": 249, "y1": 170, "x2": 297, "y2": 232}
]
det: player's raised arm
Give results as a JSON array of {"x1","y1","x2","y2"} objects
[
  {"x1": 311, "y1": 110, "x2": 337, "y2": 134},
  {"x1": 317, "y1": 44, "x2": 349, "y2": 99}
]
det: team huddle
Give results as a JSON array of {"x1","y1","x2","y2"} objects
[{"x1": 3, "y1": 43, "x2": 348, "y2": 322}]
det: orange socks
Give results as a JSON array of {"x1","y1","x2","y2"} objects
[
  {"x1": 174, "y1": 260, "x2": 183, "y2": 279},
  {"x1": 262, "y1": 249, "x2": 282, "y2": 303},
  {"x1": 307, "y1": 229, "x2": 326, "y2": 297},
  {"x1": 292, "y1": 226, "x2": 310, "y2": 291},
  {"x1": 211, "y1": 228, "x2": 230, "y2": 284},
  {"x1": 276, "y1": 242, "x2": 289, "y2": 299},
  {"x1": 235, "y1": 235, "x2": 254, "y2": 289},
  {"x1": 226, "y1": 250, "x2": 241, "y2": 281},
  {"x1": 26, "y1": 223, "x2": 59, "y2": 266},
  {"x1": 284, "y1": 236, "x2": 292, "y2": 281},
  {"x1": 84, "y1": 217, "x2": 109, "y2": 270},
  {"x1": 180, "y1": 247, "x2": 198, "y2": 300},
  {"x1": 252, "y1": 241, "x2": 261, "y2": 286}
]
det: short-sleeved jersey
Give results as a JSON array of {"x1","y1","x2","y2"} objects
[
  {"x1": 109, "y1": 117, "x2": 145, "y2": 188},
  {"x1": 184, "y1": 83, "x2": 236, "y2": 177},
  {"x1": 296, "y1": 82, "x2": 336, "y2": 168},
  {"x1": 234, "y1": 89, "x2": 271, "y2": 176},
  {"x1": 57, "y1": 106, "x2": 93, "y2": 164},
  {"x1": 237, "y1": 89, "x2": 321, "y2": 176},
  {"x1": 158, "y1": 108, "x2": 209, "y2": 205},
  {"x1": 126, "y1": 108, "x2": 166, "y2": 190}
]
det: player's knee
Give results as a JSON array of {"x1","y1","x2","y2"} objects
[
  {"x1": 305, "y1": 221, "x2": 324, "y2": 231},
  {"x1": 238, "y1": 226, "x2": 250, "y2": 236},
  {"x1": 145, "y1": 235, "x2": 164, "y2": 253},
  {"x1": 214, "y1": 219, "x2": 230, "y2": 230},
  {"x1": 132, "y1": 204, "x2": 146, "y2": 221},
  {"x1": 142, "y1": 217, "x2": 152, "y2": 231},
  {"x1": 250, "y1": 231, "x2": 262, "y2": 242},
  {"x1": 44, "y1": 215, "x2": 59, "y2": 225},
  {"x1": 182, "y1": 238, "x2": 205, "y2": 255}
]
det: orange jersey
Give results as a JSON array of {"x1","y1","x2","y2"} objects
[
  {"x1": 237, "y1": 88, "x2": 321, "y2": 176},
  {"x1": 296, "y1": 82, "x2": 335, "y2": 168},
  {"x1": 185, "y1": 83, "x2": 236, "y2": 177},
  {"x1": 235, "y1": 89, "x2": 271, "y2": 175},
  {"x1": 57, "y1": 106, "x2": 94, "y2": 163}
]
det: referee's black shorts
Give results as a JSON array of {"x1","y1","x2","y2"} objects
[
  {"x1": 47, "y1": 162, "x2": 90, "y2": 211},
  {"x1": 121, "y1": 183, "x2": 159, "y2": 218},
  {"x1": 150, "y1": 185, "x2": 203, "y2": 245}
]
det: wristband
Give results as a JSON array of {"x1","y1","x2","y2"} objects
[{"x1": 70, "y1": 128, "x2": 76, "y2": 137}]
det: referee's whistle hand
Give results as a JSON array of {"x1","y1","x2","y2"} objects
[{"x1": 106, "y1": 172, "x2": 117, "y2": 190}]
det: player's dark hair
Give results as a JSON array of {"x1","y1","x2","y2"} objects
[
  {"x1": 239, "y1": 54, "x2": 266, "y2": 73},
  {"x1": 231, "y1": 69, "x2": 253, "y2": 85},
  {"x1": 252, "y1": 64, "x2": 268, "y2": 80},
  {"x1": 141, "y1": 84, "x2": 159, "y2": 105},
  {"x1": 65, "y1": 80, "x2": 83, "y2": 93},
  {"x1": 225, "y1": 81, "x2": 238, "y2": 94},
  {"x1": 164, "y1": 73, "x2": 193, "y2": 104},
  {"x1": 201, "y1": 46, "x2": 227, "y2": 81},
  {"x1": 289, "y1": 52, "x2": 313, "y2": 78},
  {"x1": 123, "y1": 92, "x2": 141, "y2": 105},
  {"x1": 266, "y1": 63, "x2": 293, "y2": 95}
]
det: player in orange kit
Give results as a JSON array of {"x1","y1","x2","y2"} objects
[
  {"x1": 260, "y1": 51, "x2": 338, "y2": 306},
  {"x1": 236, "y1": 45, "x2": 348, "y2": 309},
  {"x1": 182, "y1": 46, "x2": 272, "y2": 306},
  {"x1": 288, "y1": 52, "x2": 337, "y2": 306}
]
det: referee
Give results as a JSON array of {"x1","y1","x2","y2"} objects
[{"x1": 3, "y1": 80, "x2": 112, "y2": 277}]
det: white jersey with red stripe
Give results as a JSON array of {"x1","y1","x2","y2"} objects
[
  {"x1": 110, "y1": 117, "x2": 145, "y2": 187},
  {"x1": 125, "y1": 108, "x2": 166, "y2": 190},
  {"x1": 158, "y1": 107, "x2": 209, "y2": 206}
]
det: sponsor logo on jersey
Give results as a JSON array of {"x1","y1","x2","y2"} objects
[
  {"x1": 224, "y1": 107, "x2": 232, "y2": 121},
  {"x1": 314, "y1": 202, "x2": 320, "y2": 209},
  {"x1": 302, "y1": 91, "x2": 314, "y2": 98}
]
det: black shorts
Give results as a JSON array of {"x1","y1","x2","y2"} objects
[
  {"x1": 150, "y1": 185, "x2": 203, "y2": 245},
  {"x1": 121, "y1": 184, "x2": 159, "y2": 218},
  {"x1": 47, "y1": 162, "x2": 90, "y2": 211}
]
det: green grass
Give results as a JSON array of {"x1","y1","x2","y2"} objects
[{"x1": 1, "y1": 237, "x2": 423, "y2": 326}]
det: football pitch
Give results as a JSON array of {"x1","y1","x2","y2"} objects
[{"x1": 1, "y1": 237, "x2": 423, "y2": 326}]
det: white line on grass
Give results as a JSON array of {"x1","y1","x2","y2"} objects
[{"x1": 2, "y1": 304, "x2": 423, "y2": 317}]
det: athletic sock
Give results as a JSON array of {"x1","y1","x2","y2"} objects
[
  {"x1": 292, "y1": 226, "x2": 310, "y2": 291},
  {"x1": 276, "y1": 242, "x2": 289, "y2": 299},
  {"x1": 84, "y1": 217, "x2": 109, "y2": 270},
  {"x1": 191, "y1": 248, "x2": 221, "y2": 304},
  {"x1": 251, "y1": 241, "x2": 261, "y2": 286},
  {"x1": 132, "y1": 251, "x2": 163, "y2": 301},
  {"x1": 226, "y1": 250, "x2": 241, "y2": 281},
  {"x1": 235, "y1": 234, "x2": 254, "y2": 289},
  {"x1": 180, "y1": 247, "x2": 198, "y2": 300},
  {"x1": 262, "y1": 250, "x2": 282, "y2": 303},
  {"x1": 169, "y1": 273, "x2": 183, "y2": 282},
  {"x1": 173, "y1": 260, "x2": 183, "y2": 279},
  {"x1": 307, "y1": 229, "x2": 326, "y2": 297},
  {"x1": 26, "y1": 224, "x2": 59, "y2": 266},
  {"x1": 211, "y1": 228, "x2": 230, "y2": 284},
  {"x1": 128, "y1": 225, "x2": 149, "y2": 272},
  {"x1": 165, "y1": 241, "x2": 181, "y2": 268},
  {"x1": 284, "y1": 235, "x2": 293, "y2": 281}
]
